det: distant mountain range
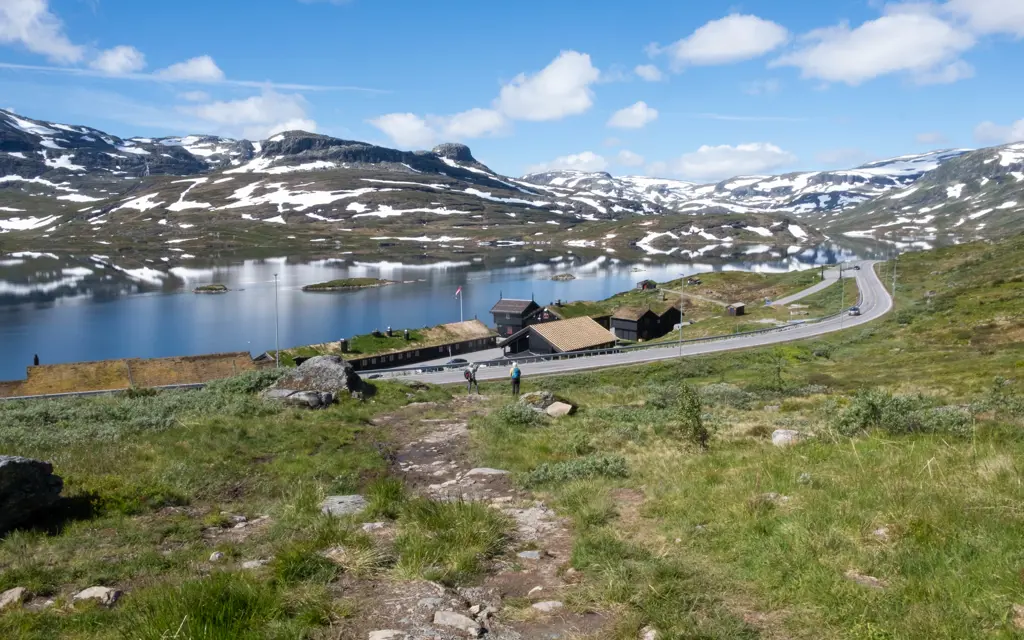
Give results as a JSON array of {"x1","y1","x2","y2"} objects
[{"x1": 1, "y1": 107, "x2": 1021, "y2": 247}]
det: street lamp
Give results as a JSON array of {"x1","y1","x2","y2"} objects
[{"x1": 274, "y1": 273, "x2": 280, "y2": 368}]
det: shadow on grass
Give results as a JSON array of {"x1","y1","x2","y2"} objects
[{"x1": 1, "y1": 492, "x2": 103, "y2": 538}]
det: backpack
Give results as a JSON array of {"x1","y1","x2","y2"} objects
[
  {"x1": 511, "y1": 367, "x2": 520, "y2": 380},
  {"x1": 464, "y1": 370, "x2": 472, "y2": 380}
]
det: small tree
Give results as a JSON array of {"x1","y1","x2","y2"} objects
[{"x1": 678, "y1": 382, "x2": 710, "y2": 450}]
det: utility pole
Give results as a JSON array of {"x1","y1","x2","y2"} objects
[
  {"x1": 274, "y1": 273, "x2": 280, "y2": 368},
  {"x1": 839, "y1": 263, "x2": 845, "y2": 330},
  {"x1": 891, "y1": 253, "x2": 898, "y2": 310}
]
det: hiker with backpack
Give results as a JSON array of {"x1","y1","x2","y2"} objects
[
  {"x1": 509, "y1": 362, "x2": 521, "y2": 396},
  {"x1": 464, "y1": 363, "x2": 479, "y2": 394}
]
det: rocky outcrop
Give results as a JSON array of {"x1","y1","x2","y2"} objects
[
  {"x1": 73, "y1": 586, "x2": 121, "y2": 607},
  {"x1": 0, "y1": 455, "x2": 63, "y2": 533},
  {"x1": 262, "y1": 356, "x2": 362, "y2": 408}
]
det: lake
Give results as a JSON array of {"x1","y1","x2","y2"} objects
[{"x1": 0, "y1": 241, "x2": 889, "y2": 381}]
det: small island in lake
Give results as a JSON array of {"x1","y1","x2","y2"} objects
[
  {"x1": 551, "y1": 273, "x2": 576, "y2": 281},
  {"x1": 193, "y1": 284, "x2": 229, "y2": 294},
  {"x1": 302, "y1": 277, "x2": 393, "y2": 292}
]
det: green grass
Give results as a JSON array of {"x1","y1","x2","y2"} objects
[
  {"x1": 465, "y1": 235, "x2": 1024, "y2": 638},
  {"x1": 301, "y1": 278, "x2": 390, "y2": 291}
]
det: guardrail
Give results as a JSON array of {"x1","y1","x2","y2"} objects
[{"x1": 364, "y1": 287, "x2": 866, "y2": 379}]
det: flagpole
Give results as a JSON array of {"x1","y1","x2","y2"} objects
[{"x1": 460, "y1": 290, "x2": 464, "y2": 323}]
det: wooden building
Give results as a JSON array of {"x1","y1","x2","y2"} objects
[
  {"x1": 727, "y1": 303, "x2": 746, "y2": 317},
  {"x1": 490, "y1": 298, "x2": 559, "y2": 338},
  {"x1": 611, "y1": 305, "x2": 682, "y2": 341},
  {"x1": 499, "y1": 316, "x2": 616, "y2": 356},
  {"x1": 637, "y1": 279, "x2": 658, "y2": 291}
]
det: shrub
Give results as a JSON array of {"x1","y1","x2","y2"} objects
[
  {"x1": 365, "y1": 477, "x2": 407, "y2": 520},
  {"x1": 523, "y1": 454, "x2": 629, "y2": 487},
  {"x1": 832, "y1": 390, "x2": 974, "y2": 437},
  {"x1": 700, "y1": 383, "x2": 754, "y2": 409},
  {"x1": 495, "y1": 402, "x2": 540, "y2": 427},
  {"x1": 674, "y1": 383, "x2": 710, "y2": 449},
  {"x1": 273, "y1": 545, "x2": 340, "y2": 584},
  {"x1": 206, "y1": 369, "x2": 289, "y2": 396}
]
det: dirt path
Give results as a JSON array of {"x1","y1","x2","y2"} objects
[
  {"x1": 660, "y1": 287, "x2": 730, "y2": 308},
  {"x1": 339, "y1": 396, "x2": 610, "y2": 640}
]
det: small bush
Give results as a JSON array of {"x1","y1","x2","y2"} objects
[
  {"x1": 206, "y1": 369, "x2": 288, "y2": 396},
  {"x1": 700, "y1": 383, "x2": 754, "y2": 409},
  {"x1": 273, "y1": 545, "x2": 340, "y2": 584},
  {"x1": 832, "y1": 389, "x2": 974, "y2": 437},
  {"x1": 365, "y1": 477, "x2": 407, "y2": 520},
  {"x1": 495, "y1": 402, "x2": 540, "y2": 427},
  {"x1": 524, "y1": 454, "x2": 629, "y2": 487},
  {"x1": 674, "y1": 383, "x2": 710, "y2": 449}
]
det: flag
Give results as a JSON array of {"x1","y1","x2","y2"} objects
[{"x1": 455, "y1": 286, "x2": 462, "y2": 298}]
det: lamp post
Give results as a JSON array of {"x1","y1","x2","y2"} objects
[{"x1": 274, "y1": 273, "x2": 280, "y2": 368}]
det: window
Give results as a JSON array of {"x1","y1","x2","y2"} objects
[
  {"x1": 371, "y1": 358, "x2": 376, "y2": 365},
  {"x1": 505, "y1": 313, "x2": 510, "y2": 320}
]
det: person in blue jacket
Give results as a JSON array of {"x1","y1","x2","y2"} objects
[{"x1": 509, "y1": 362, "x2": 521, "y2": 396}]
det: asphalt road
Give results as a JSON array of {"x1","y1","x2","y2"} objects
[{"x1": 380, "y1": 261, "x2": 890, "y2": 385}]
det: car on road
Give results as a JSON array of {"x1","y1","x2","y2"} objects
[
  {"x1": 445, "y1": 358, "x2": 468, "y2": 366},
  {"x1": 852, "y1": 265, "x2": 861, "y2": 271},
  {"x1": 848, "y1": 306, "x2": 861, "y2": 316}
]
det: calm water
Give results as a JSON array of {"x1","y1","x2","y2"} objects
[{"x1": 0, "y1": 242, "x2": 885, "y2": 381}]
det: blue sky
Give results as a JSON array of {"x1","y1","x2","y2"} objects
[{"x1": 1, "y1": 0, "x2": 1023, "y2": 181}]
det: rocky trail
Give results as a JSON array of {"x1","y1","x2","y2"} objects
[{"x1": 343, "y1": 395, "x2": 610, "y2": 640}]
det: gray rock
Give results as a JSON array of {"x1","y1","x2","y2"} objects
[
  {"x1": 267, "y1": 356, "x2": 361, "y2": 396},
  {"x1": 464, "y1": 468, "x2": 509, "y2": 477},
  {"x1": 0, "y1": 455, "x2": 63, "y2": 532},
  {"x1": 241, "y1": 559, "x2": 270, "y2": 570},
  {"x1": 0, "y1": 587, "x2": 29, "y2": 611},
  {"x1": 73, "y1": 586, "x2": 121, "y2": 607},
  {"x1": 417, "y1": 597, "x2": 444, "y2": 610},
  {"x1": 517, "y1": 550, "x2": 543, "y2": 561},
  {"x1": 771, "y1": 429, "x2": 804, "y2": 448},
  {"x1": 368, "y1": 632, "x2": 404, "y2": 640},
  {"x1": 261, "y1": 388, "x2": 334, "y2": 409},
  {"x1": 321, "y1": 495, "x2": 367, "y2": 517},
  {"x1": 531, "y1": 601, "x2": 564, "y2": 613},
  {"x1": 361, "y1": 522, "x2": 387, "y2": 532},
  {"x1": 519, "y1": 391, "x2": 556, "y2": 410},
  {"x1": 640, "y1": 627, "x2": 659, "y2": 640},
  {"x1": 209, "y1": 552, "x2": 225, "y2": 563},
  {"x1": 844, "y1": 569, "x2": 887, "y2": 590},
  {"x1": 545, "y1": 401, "x2": 576, "y2": 418},
  {"x1": 797, "y1": 472, "x2": 812, "y2": 485},
  {"x1": 872, "y1": 527, "x2": 890, "y2": 542},
  {"x1": 433, "y1": 610, "x2": 481, "y2": 634}
]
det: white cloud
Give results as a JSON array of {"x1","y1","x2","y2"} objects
[
  {"x1": 744, "y1": 79, "x2": 781, "y2": 95},
  {"x1": 974, "y1": 119, "x2": 1024, "y2": 144},
  {"x1": 916, "y1": 131, "x2": 948, "y2": 144},
  {"x1": 945, "y1": 0, "x2": 1024, "y2": 37},
  {"x1": 156, "y1": 55, "x2": 225, "y2": 82},
  {"x1": 178, "y1": 90, "x2": 210, "y2": 102},
  {"x1": 525, "y1": 151, "x2": 608, "y2": 174},
  {"x1": 634, "y1": 64, "x2": 664, "y2": 82},
  {"x1": 369, "y1": 108, "x2": 507, "y2": 149},
  {"x1": 616, "y1": 150, "x2": 645, "y2": 167},
  {"x1": 184, "y1": 89, "x2": 316, "y2": 139},
  {"x1": 436, "y1": 108, "x2": 508, "y2": 139},
  {"x1": 815, "y1": 148, "x2": 867, "y2": 166},
  {"x1": 607, "y1": 101, "x2": 658, "y2": 129},
  {"x1": 772, "y1": 12, "x2": 975, "y2": 85},
  {"x1": 913, "y1": 59, "x2": 975, "y2": 85},
  {"x1": 0, "y1": 0, "x2": 85, "y2": 63},
  {"x1": 661, "y1": 14, "x2": 789, "y2": 67},
  {"x1": 495, "y1": 51, "x2": 601, "y2": 121},
  {"x1": 603, "y1": 137, "x2": 621, "y2": 147},
  {"x1": 368, "y1": 113, "x2": 436, "y2": 149},
  {"x1": 668, "y1": 143, "x2": 796, "y2": 181},
  {"x1": 90, "y1": 46, "x2": 146, "y2": 75}
]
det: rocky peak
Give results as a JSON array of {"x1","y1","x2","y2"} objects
[{"x1": 432, "y1": 143, "x2": 477, "y2": 164}]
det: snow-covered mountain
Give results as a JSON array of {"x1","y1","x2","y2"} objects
[{"x1": 1, "y1": 107, "x2": 1021, "y2": 246}]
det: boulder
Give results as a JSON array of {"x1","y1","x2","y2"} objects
[
  {"x1": 278, "y1": 356, "x2": 361, "y2": 392},
  {"x1": 519, "y1": 391, "x2": 555, "y2": 410},
  {"x1": 844, "y1": 569, "x2": 887, "y2": 590},
  {"x1": 321, "y1": 495, "x2": 368, "y2": 517},
  {"x1": 433, "y1": 610, "x2": 482, "y2": 635},
  {"x1": 0, "y1": 587, "x2": 29, "y2": 611},
  {"x1": 531, "y1": 601, "x2": 564, "y2": 613},
  {"x1": 241, "y1": 559, "x2": 270, "y2": 570},
  {"x1": 73, "y1": 586, "x2": 121, "y2": 607},
  {"x1": 262, "y1": 388, "x2": 334, "y2": 409},
  {"x1": 0, "y1": 455, "x2": 63, "y2": 533},
  {"x1": 545, "y1": 402, "x2": 576, "y2": 418},
  {"x1": 771, "y1": 429, "x2": 805, "y2": 448},
  {"x1": 641, "y1": 627, "x2": 659, "y2": 640}
]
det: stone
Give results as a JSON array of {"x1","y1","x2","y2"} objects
[
  {"x1": 517, "y1": 550, "x2": 543, "y2": 561},
  {"x1": 241, "y1": 559, "x2": 270, "y2": 570},
  {"x1": 0, "y1": 587, "x2": 29, "y2": 611},
  {"x1": 1012, "y1": 604, "x2": 1024, "y2": 629},
  {"x1": 468, "y1": 604, "x2": 482, "y2": 615},
  {"x1": 417, "y1": 597, "x2": 444, "y2": 610},
  {"x1": 209, "y1": 551, "x2": 225, "y2": 563},
  {"x1": 519, "y1": 391, "x2": 556, "y2": 410},
  {"x1": 267, "y1": 355, "x2": 361, "y2": 396},
  {"x1": 361, "y1": 522, "x2": 387, "y2": 532},
  {"x1": 532, "y1": 601, "x2": 564, "y2": 613},
  {"x1": 545, "y1": 402, "x2": 576, "y2": 418},
  {"x1": 0, "y1": 455, "x2": 64, "y2": 533},
  {"x1": 368, "y1": 631, "x2": 404, "y2": 640},
  {"x1": 771, "y1": 429, "x2": 804, "y2": 448},
  {"x1": 229, "y1": 515, "x2": 247, "y2": 524},
  {"x1": 464, "y1": 468, "x2": 509, "y2": 477},
  {"x1": 640, "y1": 627, "x2": 659, "y2": 640},
  {"x1": 321, "y1": 495, "x2": 367, "y2": 517},
  {"x1": 73, "y1": 586, "x2": 121, "y2": 607},
  {"x1": 844, "y1": 569, "x2": 887, "y2": 590},
  {"x1": 528, "y1": 586, "x2": 544, "y2": 597},
  {"x1": 797, "y1": 472, "x2": 812, "y2": 485},
  {"x1": 261, "y1": 388, "x2": 334, "y2": 409},
  {"x1": 433, "y1": 610, "x2": 481, "y2": 635},
  {"x1": 872, "y1": 527, "x2": 890, "y2": 542}
]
